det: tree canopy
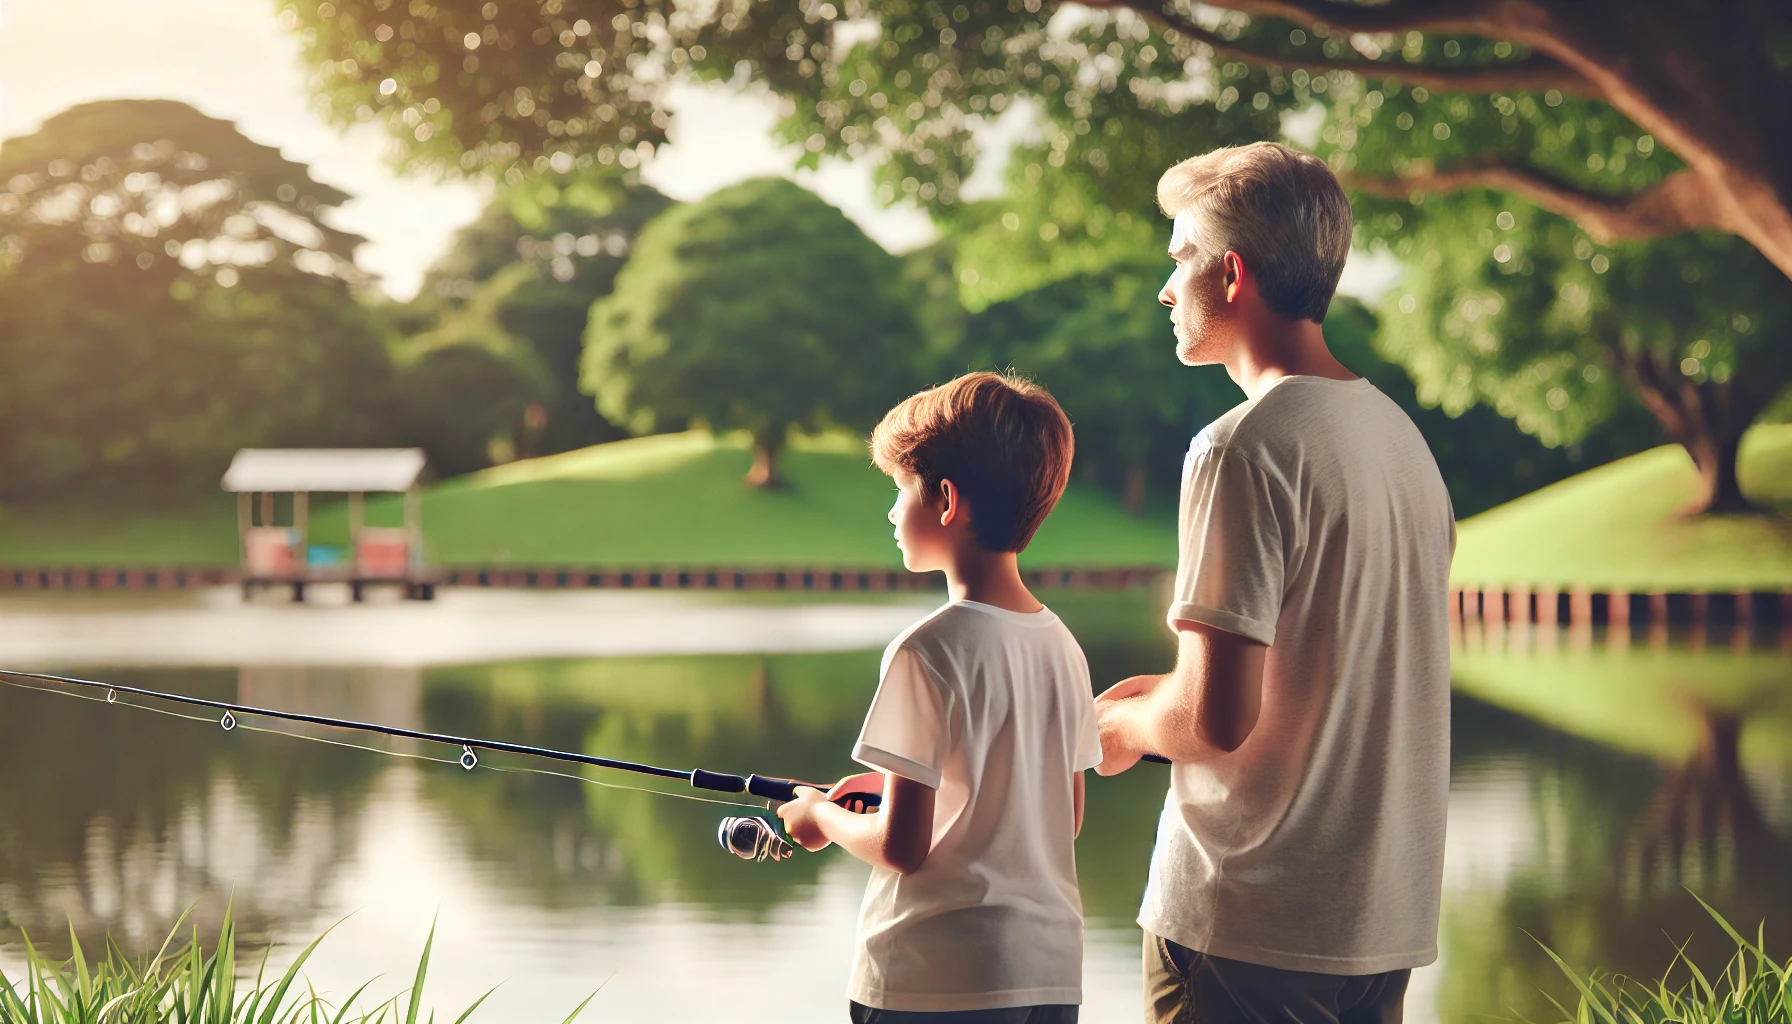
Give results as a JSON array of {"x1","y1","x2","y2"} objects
[
  {"x1": 582, "y1": 177, "x2": 923, "y2": 485},
  {"x1": 285, "y1": 0, "x2": 1792, "y2": 282},
  {"x1": 406, "y1": 171, "x2": 674, "y2": 461},
  {"x1": 0, "y1": 99, "x2": 390, "y2": 499}
]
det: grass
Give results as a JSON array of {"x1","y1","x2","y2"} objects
[
  {"x1": 0, "y1": 907, "x2": 595, "y2": 1024},
  {"x1": 1451, "y1": 424, "x2": 1792, "y2": 590},
  {"x1": 1536, "y1": 897, "x2": 1789, "y2": 1024},
  {"x1": 0, "y1": 430, "x2": 1175, "y2": 569}
]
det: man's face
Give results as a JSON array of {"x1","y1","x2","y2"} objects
[{"x1": 1159, "y1": 210, "x2": 1234, "y2": 366}]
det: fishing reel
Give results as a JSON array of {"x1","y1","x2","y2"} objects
[{"x1": 716, "y1": 780, "x2": 881, "y2": 863}]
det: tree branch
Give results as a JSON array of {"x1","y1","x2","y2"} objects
[
  {"x1": 1341, "y1": 164, "x2": 1719, "y2": 243},
  {"x1": 1194, "y1": 0, "x2": 1501, "y2": 36},
  {"x1": 1099, "y1": 0, "x2": 1595, "y2": 95}
]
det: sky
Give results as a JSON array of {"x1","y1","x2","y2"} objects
[{"x1": 0, "y1": 0, "x2": 1396, "y2": 301}]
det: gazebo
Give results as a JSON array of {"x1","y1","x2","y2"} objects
[{"x1": 221, "y1": 448, "x2": 435, "y2": 602}]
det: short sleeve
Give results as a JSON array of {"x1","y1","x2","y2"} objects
[
  {"x1": 1073, "y1": 693, "x2": 1104, "y2": 773},
  {"x1": 1168, "y1": 445, "x2": 1285, "y2": 646},
  {"x1": 853, "y1": 645, "x2": 952, "y2": 789}
]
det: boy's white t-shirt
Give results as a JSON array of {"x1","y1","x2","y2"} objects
[
  {"x1": 848, "y1": 600, "x2": 1104, "y2": 1012},
  {"x1": 1140, "y1": 376, "x2": 1456, "y2": 975}
]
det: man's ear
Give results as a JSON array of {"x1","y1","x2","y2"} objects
[
  {"x1": 938, "y1": 479, "x2": 970, "y2": 529},
  {"x1": 1223, "y1": 250, "x2": 1247, "y2": 304}
]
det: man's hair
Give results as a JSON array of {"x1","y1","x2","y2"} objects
[
  {"x1": 870, "y1": 371, "x2": 1074, "y2": 553},
  {"x1": 1157, "y1": 142, "x2": 1353, "y2": 323}
]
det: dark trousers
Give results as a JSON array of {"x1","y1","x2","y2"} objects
[
  {"x1": 850, "y1": 1001, "x2": 1078, "y2": 1024},
  {"x1": 1144, "y1": 932, "x2": 1410, "y2": 1024}
]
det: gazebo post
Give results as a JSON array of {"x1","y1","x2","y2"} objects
[
  {"x1": 405, "y1": 484, "x2": 421, "y2": 572},
  {"x1": 295, "y1": 490, "x2": 310, "y2": 568},
  {"x1": 349, "y1": 491, "x2": 364, "y2": 536},
  {"x1": 261, "y1": 491, "x2": 274, "y2": 531}
]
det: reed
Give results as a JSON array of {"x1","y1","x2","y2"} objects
[
  {"x1": 0, "y1": 907, "x2": 595, "y2": 1024},
  {"x1": 1539, "y1": 897, "x2": 1789, "y2": 1024}
]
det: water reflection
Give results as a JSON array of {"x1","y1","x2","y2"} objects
[{"x1": 0, "y1": 619, "x2": 1787, "y2": 1023}]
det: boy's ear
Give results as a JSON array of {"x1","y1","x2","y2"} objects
[{"x1": 938, "y1": 478, "x2": 970, "y2": 529}]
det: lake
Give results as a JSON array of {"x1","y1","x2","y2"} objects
[{"x1": 1, "y1": 590, "x2": 1789, "y2": 1023}]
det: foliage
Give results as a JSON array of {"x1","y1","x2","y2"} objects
[
  {"x1": 1537, "y1": 898, "x2": 1790, "y2": 1024},
  {"x1": 0, "y1": 906, "x2": 595, "y2": 1024},
  {"x1": 407, "y1": 172, "x2": 675, "y2": 459},
  {"x1": 582, "y1": 178, "x2": 923, "y2": 485},
  {"x1": 0, "y1": 100, "x2": 392, "y2": 500},
  {"x1": 1323, "y1": 70, "x2": 1792, "y2": 511}
]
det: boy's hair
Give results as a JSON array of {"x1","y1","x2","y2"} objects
[
  {"x1": 1157, "y1": 141, "x2": 1352, "y2": 323},
  {"x1": 870, "y1": 371, "x2": 1074, "y2": 553}
]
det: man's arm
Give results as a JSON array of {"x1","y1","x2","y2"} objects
[
  {"x1": 1095, "y1": 620, "x2": 1266, "y2": 774},
  {"x1": 1073, "y1": 770, "x2": 1086, "y2": 837},
  {"x1": 777, "y1": 771, "x2": 935, "y2": 873}
]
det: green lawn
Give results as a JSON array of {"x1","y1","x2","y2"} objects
[
  {"x1": 1450, "y1": 424, "x2": 1792, "y2": 590},
  {"x1": 0, "y1": 430, "x2": 1177, "y2": 568}
]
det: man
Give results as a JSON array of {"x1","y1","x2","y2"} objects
[{"x1": 1095, "y1": 142, "x2": 1456, "y2": 1024}]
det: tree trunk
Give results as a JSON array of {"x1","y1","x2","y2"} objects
[
  {"x1": 1121, "y1": 462, "x2": 1148, "y2": 517},
  {"x1": 1605, "y1": 345, "x2": 1765, "y2": 516},
  {"x1": 744, "y1": 434, "x2": 782, "y2": 488}
]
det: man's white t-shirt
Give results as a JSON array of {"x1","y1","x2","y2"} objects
[
  {"x1": 1140, "y1": 376, "x2": 1455, "y2": 976},
  {"x1": 849, "y1": 600, "x2": 1104, "y2": 1011}
]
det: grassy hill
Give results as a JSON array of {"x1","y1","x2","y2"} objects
[
  {"x1": 0, "y1": 430, "x2": 1177, "y2": 568},
  {"x1": 1450, "y1": 424, "x2": 1792, "y2": 590}
]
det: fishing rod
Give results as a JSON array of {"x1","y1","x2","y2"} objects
[{"x1": 0, "y1": 667, "x2": 881, "y2": 863}]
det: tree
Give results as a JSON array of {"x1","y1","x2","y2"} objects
[
  {"x1": 1367, "y1": 189, "x2": 1792, "y2": 514},
  {"x1": 411, "y1": 172, "x2": 674, "y2": 457},
  {"x1": 0, "y1": 99, "x2": 391, "y2": 500},
  {"x1": 285, "y1": 0, "x2": 1792, "y2": 282},
  {"x1": 582, "y1": 177, "x2": 923, "y2": 486}
]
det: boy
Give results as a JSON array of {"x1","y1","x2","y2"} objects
[{"x1": 777, "y1": 371, "x2": 1103, "y2": 1024}]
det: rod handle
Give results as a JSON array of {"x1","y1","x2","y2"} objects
[
  {"x1": 747, "y1": 774, "x2": 882, "y2": 812},
  {"x1": 690, "y1": 768, "x2": 748, "y2": 793}
]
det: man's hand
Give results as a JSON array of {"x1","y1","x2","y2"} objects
[
  {"x1": 775, "y1": 786, "x2": 832, "y2": 851},
  {"x1": 1097, "y1": 673, "x2": 1165, "y2": 706},
  {"x1": 1096, "y1": 699, "x2": 1147, "y2": 776}
]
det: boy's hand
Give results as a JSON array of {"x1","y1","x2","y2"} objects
[
  {"x1": 827, "y1": 771, "x2": 884, "y2": 804},
  {"x1": 776, "y1": 787, "x2": 833, "y2": 852},
  {"x1": 1097, "y1": 673, "x2": 1164, "y2": 706}
]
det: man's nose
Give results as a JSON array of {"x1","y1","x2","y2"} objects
[{"x1": 1159, "y1": 284, "x2": 1176, "y2": 307}]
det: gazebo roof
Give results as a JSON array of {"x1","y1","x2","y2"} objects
[{"x1": 222, "y1": 449, "x2": 427, "y2": 494}]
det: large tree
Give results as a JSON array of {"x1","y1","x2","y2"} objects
[
  {"x1": 409, "y1": 171, "x2": 674, "y2": 457},
  {"x1": 0, "y1": 99, "x2": 391, "y2": 499},
  {"x1": 1368, "y1": 191, "x2": 1792, "y2": 514},
  {"x1": 582, "y1": 177, "x2": 923, "y2": 486},
  {"x1": 283, "y1": 0, "x2": 1792, "y2": 281}
]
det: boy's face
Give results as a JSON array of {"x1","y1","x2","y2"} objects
[{"x1": 888, "y1": 469, "x2": 954, "y2": 573}]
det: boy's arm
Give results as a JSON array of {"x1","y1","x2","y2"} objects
[{"x1": 777, "y1": 771, "x2": 935, "y2": 874}]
